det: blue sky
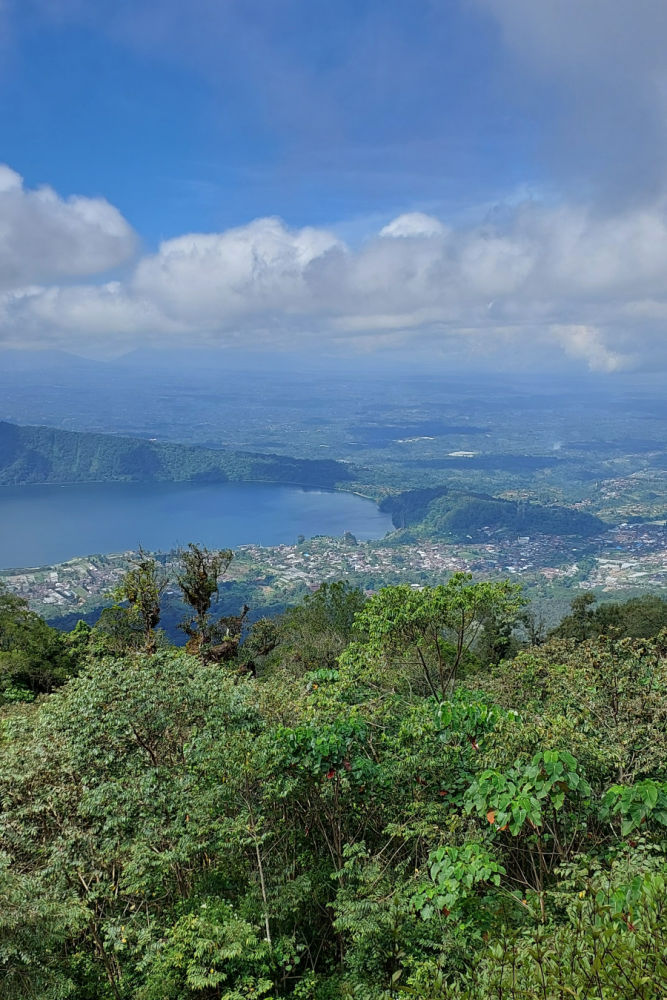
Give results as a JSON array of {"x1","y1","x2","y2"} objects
[
  {"x1": 3, "y1": 0, "x2": 537, "y2": 241},
  {"x1": 2, "y1": 1, "x2": 667, "y2": 370}
]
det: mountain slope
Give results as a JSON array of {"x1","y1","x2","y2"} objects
[
  {"x1": 0, "y1": 421, "x2": 354, "y2": 489},
  {"x1": 380, "y1": 484, "x2": 605, "y2": 539}
]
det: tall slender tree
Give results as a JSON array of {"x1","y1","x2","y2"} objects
[
  {"x1": 113, "y1": 549, "x2": 167, "y2": 655},
  {"x1": 176, "y1": 543, "x2": 233, "y2": 658}
]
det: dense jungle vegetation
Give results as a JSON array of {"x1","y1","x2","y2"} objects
[{"x1": 1, "y1": 547, "x2": 666, "y2": 999}]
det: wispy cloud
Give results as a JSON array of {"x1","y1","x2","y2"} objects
[{"x1": 471, "y1": 0, "x2": 667, "y2": 204}]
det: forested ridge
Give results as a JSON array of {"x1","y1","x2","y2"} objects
[
  {"x1": 380, "y1": 485, "x2": 605, "y2": 540},
  {"x1": 0, "y1": 421, "x2": 353, "y2": 489},
  {"x1": 1, "y1": 547, "x2": 666, "y2": 1000}
]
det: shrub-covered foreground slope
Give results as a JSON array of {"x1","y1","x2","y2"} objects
[
  {"x1": 0, "y1": 420, "x2": 354, "y2": 488},
  {"x1": 0, "y1": 576, "x2": 666, "y2": 1000}
]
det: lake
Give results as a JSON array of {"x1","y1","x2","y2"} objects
[{"x1": 0, "y1": 481, "x2": 393, "y2": 570}]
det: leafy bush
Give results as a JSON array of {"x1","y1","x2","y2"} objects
[{"x1": 0, "y1": 580, "x2": 665, "y2": 998}]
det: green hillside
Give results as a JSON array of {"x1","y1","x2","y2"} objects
[
  {"x1": 0, "y1": 421, "x2": 354, "y2": 489},
  {"x1": 381, "y1": 484, "x2": 605, "y2": 539}
]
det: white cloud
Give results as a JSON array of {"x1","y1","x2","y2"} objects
[
  {"x1": 0, "y1": 165, "x2": 21, "y2": 192},
  {"x1": 0, "y1": 165, "x2": 136, "y2": 290},
  {"x1": 551, "y1": 324, "x2": 633, "y2": 373},
  {"x1": 132, "y1": 217, "x2": 342, "y2": 324},
  {"x1": 379, "y1": 213, "x2": 447, "y2": 238},
  {"x1": 2, "y1": 165, "x2": 667, "y2": 369}
]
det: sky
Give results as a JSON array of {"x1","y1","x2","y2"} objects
[{"x1": 2, "y1": 0, "x2": 667, "y2": 371}]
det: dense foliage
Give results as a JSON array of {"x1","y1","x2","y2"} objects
[
  {"x1": 0, "y1": 584, "x2": 83, "y2": 700},
  {"x1": 552, "y1": 591, "x2": 667, "y2": 641},
  {"x1": 0, "y1": 565, "x2": 665, "y2": 999}
]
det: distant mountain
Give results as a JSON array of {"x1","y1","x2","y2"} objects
[
  {"x1": 380, "y1": 484, "x2": 606, "y2": 540},
  {"x1": 0, "y1": 421, "x2": 355, "y2": 490},
  {"x1": 0, "y1": 349, "x2": 106, "y2": 374}
]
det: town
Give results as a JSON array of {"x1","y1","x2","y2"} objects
[{"x1": 3, "y1": 520, "x2": 666, "y2": 622}]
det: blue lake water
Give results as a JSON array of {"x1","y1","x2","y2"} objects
[{"x1": 0, "y1": 481, "x2": 393, "y2": 570}]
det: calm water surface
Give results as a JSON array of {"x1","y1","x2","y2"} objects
[{"x1": 0, "y1": 482, "x2": 392, "y2": 569}]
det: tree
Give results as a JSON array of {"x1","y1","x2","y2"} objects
[
  {"x1": 92, "y1": 602, "x2": 147, "y2": 657},
  {"x1": 597, "y1": 594, "x2": 667, "y2": 638},
  {"x1": 552, "y1": 591, "x2": 597, "y2": 641},
  {"x1": 0, "y1": 649, "x2": 265, "y2": 999},
  {"x1": 278, "y1": 581, "x2": 367, "y2": 673},
  {"x1": 0, "y1": 855, "x2": 86, "y2": 1000},
  {"x1": 112, "y1": 549, "x2": 167, "y2": 655},
  {"x1": 354, "y1": 574, "x2": 524, "y2": 699},
  {"x1": 555, "y1": 593, "x2": 667, "y2": 642},
  {"x1": 238, "y1": 617, "x2": 281, "y2": 676},
  {"x1": 0, "y1": 584, "x2": 78, "y2": 700},
  {"x1": 2, "y1": 573, "x2": 666, "y2": 1000},
  {"x1": 517, "y1": 607, "x2": 547, "y2": 647},
  {"x1": 176, "y1": 543, "x2": 233, "y2": 658}
]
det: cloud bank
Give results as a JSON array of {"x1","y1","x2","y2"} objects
[
  {"x1": 0, "y1": 165, "x2": 666, "y2": 370},
  {"x1": 471, "y1": 0, "x2": 667, "y2": 205},
  {"x1": 0, "y1": 165, "x2": 136, "y2": 290}
]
